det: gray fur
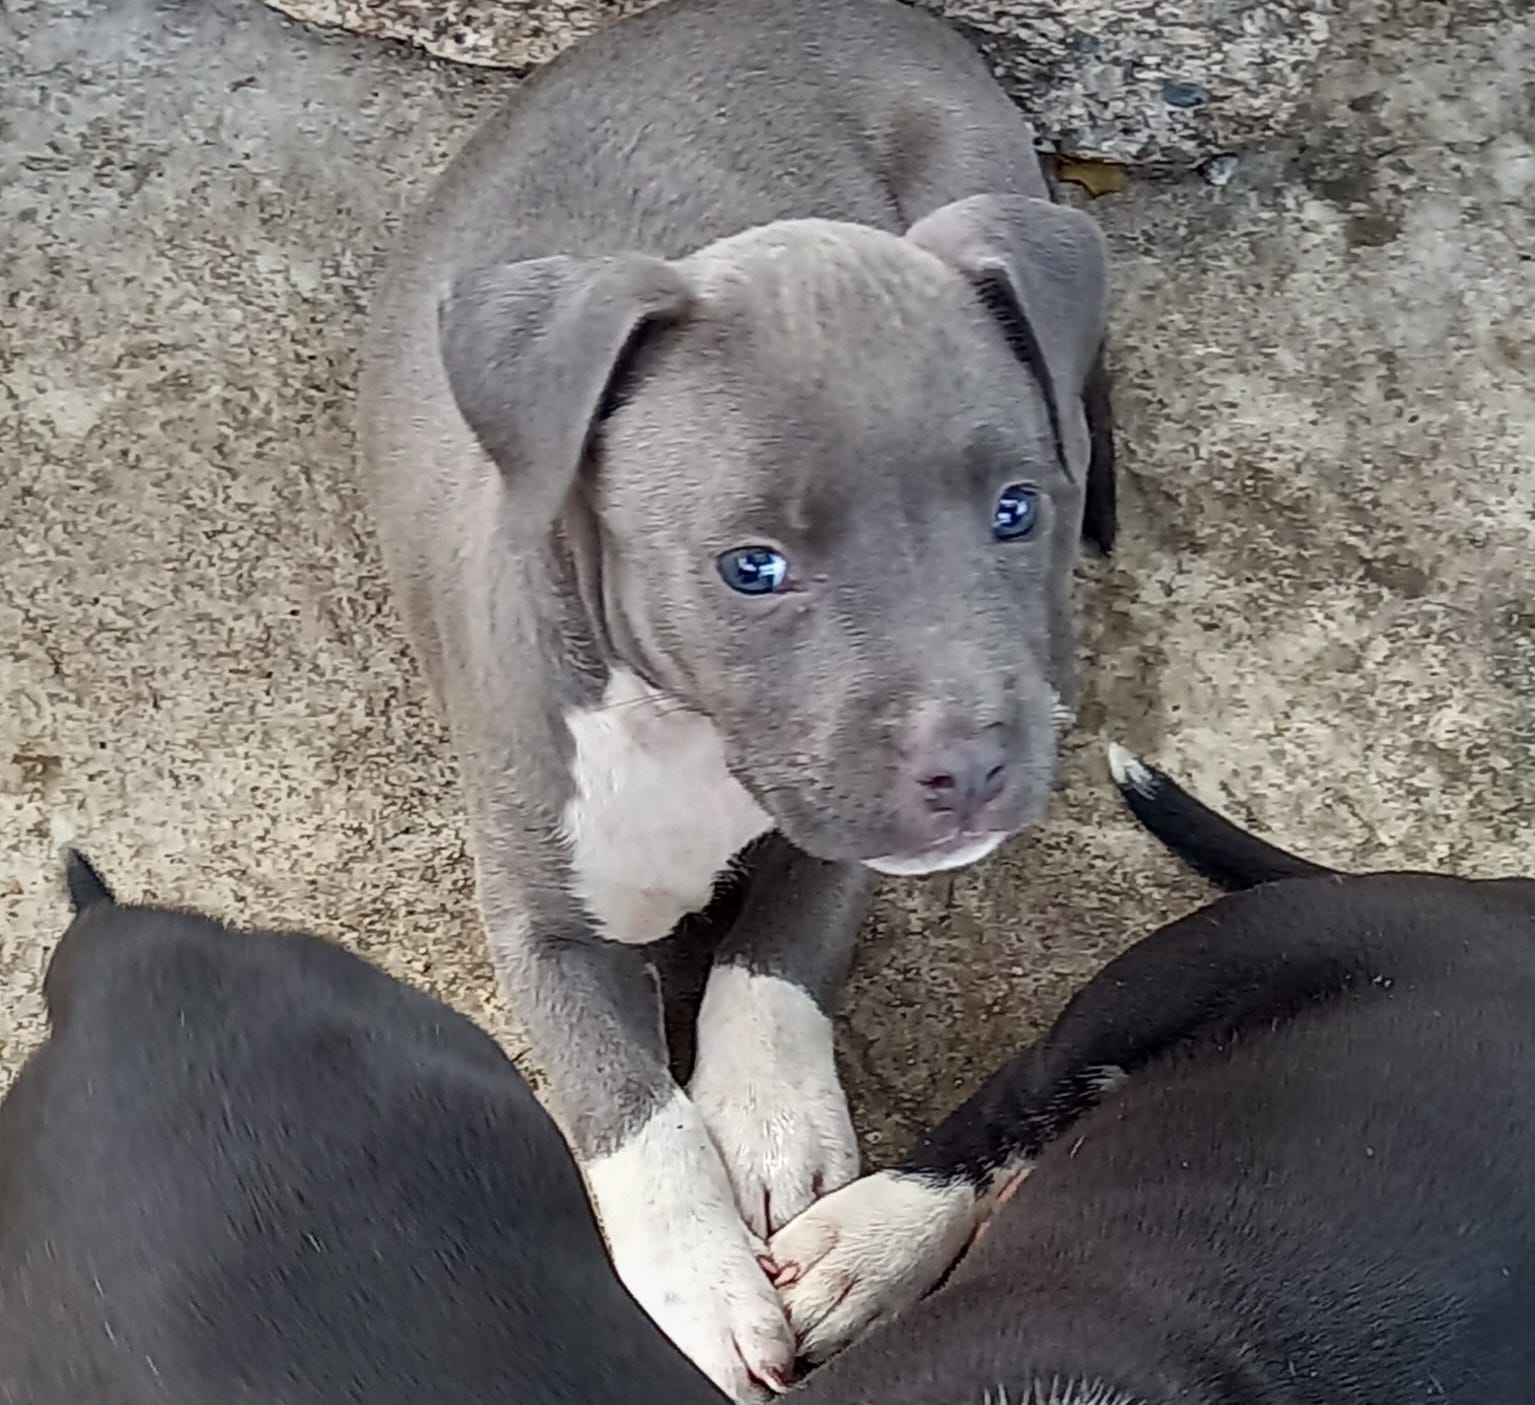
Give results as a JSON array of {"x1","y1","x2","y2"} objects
[{"x1": 359, "y1": 0, "x2": 1110, "y2": 1173}]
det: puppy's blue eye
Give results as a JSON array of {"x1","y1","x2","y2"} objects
[
  {"x1": 992, "y1": 484, "x2": 1040, "y2": 542},
  {"x1": 718, "y1": 546, "x2": 790, "y2": 596}
]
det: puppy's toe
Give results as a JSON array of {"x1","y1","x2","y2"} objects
[
  {"x1": 679, "y1": 1271, "x2": 795, "y2": 1403},
  {"x1": 767, "y1": 1169, "x2": 979, "y2": 1364},
  {"x1": 729, "y1": 1298, "x2": 797, "y2": 1398},
  {"x1": 586, "y1": 1096, "x2": 795, "y2": 1400},
  {"x1": 690, "y1": 969, "x2": 860, "y2": 1237},
  {"x1": 622, "y1": 1234, "x2": 795, "y2": 1402},
  {"x1": 715, "y1": 1113, "x2": 859, "y2": 1241}
]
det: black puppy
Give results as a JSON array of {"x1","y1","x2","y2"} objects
[
  {"x1": 0, "y1": 853, "x2": 719, "y2": 1405},
  {"x1": 765, "y1": 748, "x2": 1535, "y2": 1402}
]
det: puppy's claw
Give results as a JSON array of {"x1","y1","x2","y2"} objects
[
  {"x1": 770, "y1": 1259, "x2": 802, "y2": 1288},
  {"x1": 725, "y1": 1309, "x2": 796, "y2": 1403},
  {"x1": 745, "y1": 1354, "x2": 791, "y2": 1396}
]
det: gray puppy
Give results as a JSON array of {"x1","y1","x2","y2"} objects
[{"x1": 359, "y1": 0, "x2": 1112, "y2": 1394}]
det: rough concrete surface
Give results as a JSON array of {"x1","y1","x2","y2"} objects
[
  {"x1": 258, "y1": 0, "x2": 1333, "y2": 165},
  {"x1": 2, "y1": 0, "x2": 1532, "y2": 1166}
]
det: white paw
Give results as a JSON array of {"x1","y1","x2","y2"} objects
[
  {"x1": 689, "y1": 967, "x2": 859, "y2": 1238},
  {"x1": 583, "y1": 1090, "x2": 794, "y2": 1402},
  {"x1": 765, "y1": 1169, "x2": 979, "y2": 1364}
]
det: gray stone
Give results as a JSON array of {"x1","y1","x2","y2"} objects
[
  {"x1": 256, "y1": 0, "x2": 656, "y2": 70},
  {"x1": 925, "y1": 0, "x2": 1333, "y2": 164},
  {"x1": 255, "y1": 0, "x2": 1335, "y2": 166}
]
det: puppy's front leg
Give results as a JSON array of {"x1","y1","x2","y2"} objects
[
  {"x1": 688, "y1": 837, "x2": 874, "y2": 1240},
  {"x1": 474, "y1": 836, "x2": 793, "y2": 1401}
]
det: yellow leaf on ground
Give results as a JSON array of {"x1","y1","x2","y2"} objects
[{"x1": 1055, "y1": 158, "x2": 1129, "y2": 198}]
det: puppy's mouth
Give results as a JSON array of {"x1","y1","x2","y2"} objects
[{"x1": 861, "y1": 831, "x2": 1008, "y2": 878}]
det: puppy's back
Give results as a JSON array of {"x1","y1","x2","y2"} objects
[
  {"x1": 0, "y1": 897, "x2": 712, "y2": 1405},
  {"x1": 820, "y1": 875, "x2": 1535, "y2": 1404}
]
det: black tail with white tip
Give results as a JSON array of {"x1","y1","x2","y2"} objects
[
  {"x1": 1107, "y1": 744, "x2": 1335, "y2": 892},
  {"x1": 62, "y1": 847, "x2": 116, "y2": 913}
]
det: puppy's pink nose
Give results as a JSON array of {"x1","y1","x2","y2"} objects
[{"x1": 917, "y1": 734, "x2": 1008, "y2": 821}]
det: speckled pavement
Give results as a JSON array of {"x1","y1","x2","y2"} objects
[
  {"x1": 255, "y1": 0, "x2": 1334, "y2": 165},
  {"x1": 2, "y1": 0, "x2": 1532, "y2": 1163}
]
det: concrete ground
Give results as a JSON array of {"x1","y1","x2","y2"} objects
[{"x1": 2, "y1": 0, "x2": 1531, "y2": 1161}]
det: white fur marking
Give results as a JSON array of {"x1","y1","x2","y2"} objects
[
  {"x1": 767, "y1": 1169, "x2": 979, "y2": 1363},
  {"x1": 583, "y1": 1090, "x2": 794, "y2": 1401},
  {"x1": 690, "y1": 968, "x2": 859, "y2": 1238},
  {"x1": 863, "y1": 831, "x2": 1007, "y2": 877},
  {"x1": 1050, "y1": 687, "x2": 1075, "y2": 733},
  {"x1": 1106, "y1": 742, "x2": 1157, "y2": 798},
  {"x1": 561, "y1": 669, "x2": 773, "y2": 944}
]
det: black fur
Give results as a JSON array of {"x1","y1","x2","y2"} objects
[
  {"x1": 62, "y1": 846, "x2": 114, "y2": 912},
  {"x1": 816, "y1": 867, "x2": 1535, "y2": 1403},
  {"x1": 0, "y1": 865, "x2": 719, "y2": 1405},
  {"x1": 1113, "y1": 751, "x2": 1329, "y2": 889},
  {"x1": 1081, "y1": 344, "x2": 1116, "y2": 555}
]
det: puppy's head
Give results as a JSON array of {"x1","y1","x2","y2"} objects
[{"x1": 439, "y1": 197, "x2": 1107, "y2": 871}]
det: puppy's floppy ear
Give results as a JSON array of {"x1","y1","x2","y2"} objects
[
  {"x1": 906, "y1": 194, "x2": 1108, "y2": 479},
  {"x1": 438, "y1": 255, "x2": 694, "y2": 526}
]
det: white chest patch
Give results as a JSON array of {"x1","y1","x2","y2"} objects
[{"x1": 561, "y1": 668, "x2": 774, "y2": 945}]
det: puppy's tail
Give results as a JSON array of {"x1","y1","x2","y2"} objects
[
  {"x1": 1108, "y1": 744, "x2": 1336, "y2": 891},
  {"x1": 62, "y1": 847, "x2": 117, "y2": 913}
]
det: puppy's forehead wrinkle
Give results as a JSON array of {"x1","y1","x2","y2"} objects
[
  {"x1": 688, "y1": 219, "x2": 969, "y2": 361},
  {"x1": 620, "y1": 223, "x2": 1068, "y2": 538}
]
